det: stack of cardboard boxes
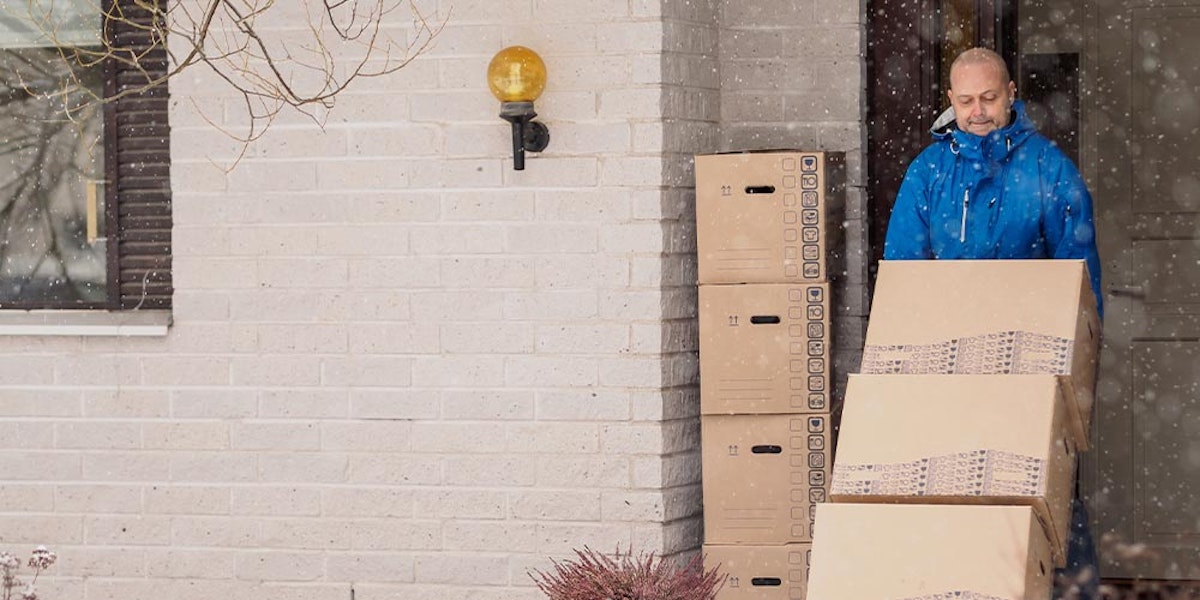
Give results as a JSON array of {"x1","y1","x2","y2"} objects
[
  {"x1": 694, "y1": 151, "x2": 845, "y2": 600},
  {"x1": 807, "y1": 259, "x2": 1102, "y2": 599}
]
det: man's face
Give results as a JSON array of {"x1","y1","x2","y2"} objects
[{"x1": 948, "y1": 61, "x2": 1016, "y2": 136}]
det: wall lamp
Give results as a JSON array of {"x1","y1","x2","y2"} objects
[{"x1": 487, "y1": 45, "x2": 550, "y2": 171}]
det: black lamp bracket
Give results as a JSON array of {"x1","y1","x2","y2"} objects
[{"x1": 500, "y1": 101, "x2": 550, "y2": 170}]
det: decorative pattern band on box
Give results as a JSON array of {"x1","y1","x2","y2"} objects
[
  {"x1": 896, "y1": 593, "x2": 1007, "y2": 600},
  {"x1": 860, "y1": 331, "x2": 1073, "y2": 374},
  {"x1": 830, "y1": 449, "x2": 1047, "y2": 496}
]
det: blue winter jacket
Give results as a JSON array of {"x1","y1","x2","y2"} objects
[{"x1": 883, "y1": 100, "x2": 1104, "y2": 317}]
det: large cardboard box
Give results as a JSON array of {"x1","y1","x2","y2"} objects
[
  {"x1": 699, "y1": 283, "x2": 830, "y2": 415},
  {"x1": 829, "y1": 374, "x2": 1076, "y2": 565},
  {"x1": 695, "y1": 151, "x2": 845, "y2": 285},
  {"x1": 807, "y1": 503, "x2": 1054, "y2": 600},
  {"x1": 862, "y1": 259, "x2": 1101, "y2": 448},
  {"x1": 702, "y1": 414, "x2": 832, "y2": 545},
  {"x1": 704, "y1": 544, "x2": 810, "y2": 600}
]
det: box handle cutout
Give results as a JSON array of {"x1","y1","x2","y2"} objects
[
  {"x1": 751, "y1": 578, "x2": 782, "y2": 587},
  {"x1": 744, "y1": 185, "x2": 776, "y2": 194},
  {"x1": 750, "y1": 315, "x2": 781, "y2": 325},
  {"x1": 751, "y1": 445, "x2": 783, "y2": 454},
  {"x1": 1039, "y1": 561, "x2": 1046, "y2": 576},
  {"x1": 1065, "y1": 437, "x2": 1075, "y2": 457}
]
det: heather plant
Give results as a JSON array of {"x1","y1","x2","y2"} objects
[
  {"x1": 0, "y1": 547, "x2": 56, "y2": 600},
  {"x1": 530, "y1": 546, "x2": 725, "y2": 600}
]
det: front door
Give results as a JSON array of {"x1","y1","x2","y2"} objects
[{"x1": 1081, "y1": 0, "x2": 1200, "y2": 581}]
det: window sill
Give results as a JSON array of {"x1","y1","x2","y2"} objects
[{"x1": 0, "y1": 310, "x2": 172, "y2": 337}]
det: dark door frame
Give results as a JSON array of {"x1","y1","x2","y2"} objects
[{"x1": 866, "y1": 0, "x2": 1017, "y2": 276}]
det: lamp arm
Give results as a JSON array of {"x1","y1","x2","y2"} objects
[
  {"x1": 507, "y1": 115, "x2": 529, "y2": 171},
  {"x1": 499, "y1": 101, "x2": 548, "y2": 171}
]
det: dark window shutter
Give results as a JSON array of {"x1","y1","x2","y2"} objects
[{"x1": 105, "y1": 0, "x2": 172, "y2": 310}]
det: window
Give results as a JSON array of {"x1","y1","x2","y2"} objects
[{"x1": 0, "y1": 0, "x2": 171, "y2": 311}]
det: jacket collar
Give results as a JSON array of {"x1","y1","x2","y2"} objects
[{"x1": 930, "y1": 100, "x2": 1036, "y2": 161}]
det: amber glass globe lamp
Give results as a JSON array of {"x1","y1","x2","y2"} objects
[
  {"x1": 488, "y1": 46, "x2": 547, "y2": 102},
  {"x1": 487, "y1": 46, "x2": 550, "y2": 170}
]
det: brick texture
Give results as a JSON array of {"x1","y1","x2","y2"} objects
[{"x1": 0, "y1": 0, "x2": 865, "y2": 597}]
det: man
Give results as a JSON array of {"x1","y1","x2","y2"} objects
[
  {"x1": 883, "y1": 47, "x2": 1102, "y2": 599},
  {"x1": 884, "y1": 47, "x2": 1102, "y2": 312}
]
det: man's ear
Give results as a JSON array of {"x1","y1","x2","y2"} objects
[{"x1": 1008, "y1": 81, "x2": 1017, "y2": 104}]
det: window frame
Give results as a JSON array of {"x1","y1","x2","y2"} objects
[
  {"x1": 0, "y1": 0, "x2": 172, "y2": 312},
  {"x1": 105, "y1": 0, "x2": 173, "y2": 312}
]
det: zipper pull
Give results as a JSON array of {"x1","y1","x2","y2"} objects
[{"x1": 959, "y1": 189, "x2": 970, "y2": 243}]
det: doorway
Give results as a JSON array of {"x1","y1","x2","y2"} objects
[{"x1": 867, "y1": 0, "x2": 1200, "y2": 585}]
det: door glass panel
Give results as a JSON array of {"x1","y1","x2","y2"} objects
[
  {"x1": 1017, "y1": 0, "x2": 1084, "y2": 164},
  {"x1": 941, "y1": 0, "x2": 978, "y2": 95}
]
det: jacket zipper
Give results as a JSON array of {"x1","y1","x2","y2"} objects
[{"x1": 959, "y1": 189, "x2": 970, "y2": 243}]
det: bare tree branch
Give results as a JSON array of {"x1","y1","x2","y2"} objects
[{"x1": 7, "y1": 0, "x2": 446, "y2": 143}]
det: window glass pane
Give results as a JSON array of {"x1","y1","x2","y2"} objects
[
  {"x1": 0, "y1": 0, "x2": 101, "y2": 48},
  {"x1": 0, "y1": 44, "x2": 105, "y2": 306}
]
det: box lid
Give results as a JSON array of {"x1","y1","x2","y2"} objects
[{"x1": 866, "y1": 259, "x2": 1093, "y2": 349}]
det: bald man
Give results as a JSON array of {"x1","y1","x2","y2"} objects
[{"x1": 883, "y1": 48, "x2": 1103, "y2": 599}]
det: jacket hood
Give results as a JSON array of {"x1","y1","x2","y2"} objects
[{"x1": 929, "y1": 100, "x2": 1037, "y2": 161}]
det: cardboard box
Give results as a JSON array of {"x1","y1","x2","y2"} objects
[
  {"x1": 704, "y1": 544, "x2": 810, "y2": 600},
  {"x1": 699, "y1": 283, "x2": 830, "y2": 415},
  {"x1": 861, "y1": 259, "x2": 1101, "y2": 448},
  {"x1": 829, "y1": 374, "x2": 1076, "y2": 566},
  {"x1": 702, "y1": 414, "x2": 832, "y2": 545},
  {"x1": 807, "y1": 503, "x2": 1054, "y2": 600},
  {"x1": 695, "y1": 151, "x2": 845, "y2": 285}
]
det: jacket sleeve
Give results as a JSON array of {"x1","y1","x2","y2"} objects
[
  {"x1": 1041, "y1": 147, "x2": 1105, "y2": 318},
  {"x1": 883, "y1": 153, "x2": 934, "y2": 260}
]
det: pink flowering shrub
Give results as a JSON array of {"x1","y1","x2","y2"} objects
[
  {"x1": 530, "y1": 547, "x2": 725, "y2": 600},
  {"x1": 0, "y1": 547, "x2": 55, "y2": 600}
]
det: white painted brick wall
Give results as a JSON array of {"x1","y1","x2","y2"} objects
[{"x1": 0, "y1": 0, "x2": 865, "y2": 597}]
